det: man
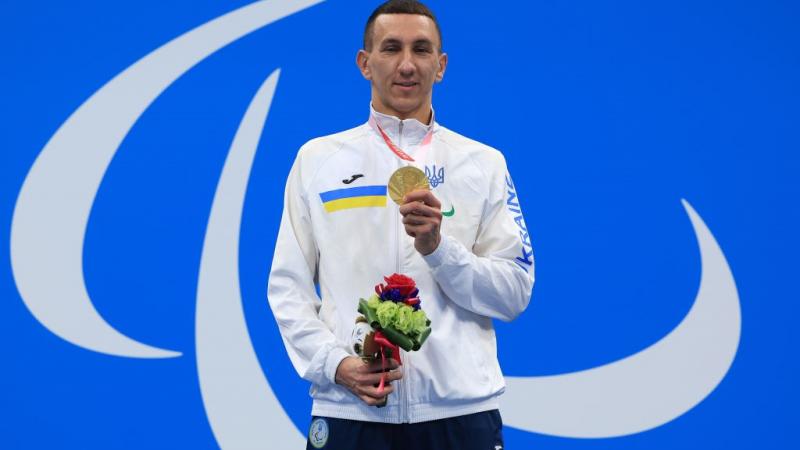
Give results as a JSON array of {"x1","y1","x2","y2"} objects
[{"x1": 267, "y1": 1, "x2": 534, "y2": 448}]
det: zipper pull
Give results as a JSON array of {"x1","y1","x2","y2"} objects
[{"x1": 398, "y1": 121, "x2": 403, "y2": 147}]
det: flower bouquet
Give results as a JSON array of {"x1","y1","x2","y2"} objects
[{"x1": 351, "y1": 273, "x2": 432, "y2": 395}]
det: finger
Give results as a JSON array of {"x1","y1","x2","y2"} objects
[
  {"x1": 399, "y1": 201, "x2": 441, "y2": 217},
  {"x1": 362, "y1": 359, "x2": 401, "y2": 375},
  {"x1": 384, "y1": 368, "x2": 403, "y2": 383},
  {"x1": 402, "y1": 214, "x2": 430, "y2": 226},
  {"x1": 403, "y1": 189, "x2": 441, "y2": 208},
  {"x1": 359, "y1": 357, "x2": 400, "y2": 373},
  {"x1": 359, "y1": 383, "x2": 394, "y2": 399},
  {"x1": 403, "y1": 224, "x2": 422, "y2": 238},
  {"x1": 362, "y1": 359, "x2": 394, "y2": 373},
  {"x1": 403, "y1": 223, "x2": 438, "y2": 237},
  {"x1": 359, "y1": 394, "x2": 388, "y2": 406},
  {"x1": 369, "y1": 364, "x2": 402, "y2": 379},
  {"x1": 361, "y1": 359, "x2": 380, "y2": 372},
  {"x1": 366, "y1": 383, "x2": 394, "y2": 398},
  {"x1": 358, "y1": 371, "x2": 388, "y2": 386},
  {"x1": 359, "y1": 359, "x2": 386, "y2": 373}
]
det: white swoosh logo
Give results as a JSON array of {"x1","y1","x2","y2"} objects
[
  {"x1": 9, "y1": 0, "x2": 323, "y2": 358},
  {"x1": 196, "y1": 69, "x2": 304, "y2": 448},
  {"x1": 501, "y1": 199, "x2": 741, "y2": 438}
]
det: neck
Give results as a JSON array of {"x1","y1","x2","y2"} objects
[{"x1": 372, "y1": 102, "x2": 432, "y2": 125}]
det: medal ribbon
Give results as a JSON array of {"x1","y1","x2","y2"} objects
[{"x1": 369, "y1": 115, "x2": 434, "y2": 164}]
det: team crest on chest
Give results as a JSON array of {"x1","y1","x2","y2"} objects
[{"x1": 424, "y1": 165, "x2": 445, "y2": 188}]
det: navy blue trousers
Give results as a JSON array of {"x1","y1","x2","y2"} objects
[{"x1": 306, "y1": 410, "x2": 504, "y2": 450}]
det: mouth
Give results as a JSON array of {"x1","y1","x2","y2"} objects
[{"x1": 393, "y1": 81, "x2": 418, "y2": 89}]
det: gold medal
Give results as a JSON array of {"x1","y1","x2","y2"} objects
[{"x1": 388, "y1": 166, "x2": 429, "y2": 205}]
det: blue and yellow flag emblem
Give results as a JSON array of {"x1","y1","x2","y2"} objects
[{"x1": 319, "y1": 185, "x2": 387, "y2": 212}]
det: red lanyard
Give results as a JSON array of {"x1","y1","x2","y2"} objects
[{"x1": 369, "y1": 115, "x2": 433, "y2": 163}]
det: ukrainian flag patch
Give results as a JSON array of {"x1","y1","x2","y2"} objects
[{"x1": 319, "y1": 185, "x2": 387, "y2": 212}]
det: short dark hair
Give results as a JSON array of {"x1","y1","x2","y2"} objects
[{"x1": 363, "y1": 0, "x2": 442, "y2": 51}]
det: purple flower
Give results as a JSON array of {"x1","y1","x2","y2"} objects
[{"x1": 380, "y1": 288, "x2": 404, "y2": 303}]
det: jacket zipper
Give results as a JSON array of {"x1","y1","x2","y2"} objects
[{"x1": 396, "y1": 121, "x2": 411, "y2": 423}]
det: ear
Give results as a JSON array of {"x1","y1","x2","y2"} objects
[
  {"x1": 356, "y1": 49, "x2": 372, "y2": 80},
  {"x1": 435, "y1": 52, "x2": 448, "y2": 83}
]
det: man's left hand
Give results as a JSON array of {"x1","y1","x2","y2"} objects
[{"x1": 399, "y1": 190, "x2": 442, "y2": 255}]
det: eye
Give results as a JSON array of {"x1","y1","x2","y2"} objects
[{"x1": 414, "y1": 46, "x2": 433, "y2": 54}]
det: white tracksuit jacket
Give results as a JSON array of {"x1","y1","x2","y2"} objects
[{"x1": 267, "y1": 107, "x2": 534, "y2": 424}]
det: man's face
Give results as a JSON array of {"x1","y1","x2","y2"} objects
[{"x1": 357, "y1": 14, "x2": 447, "y2": 123}]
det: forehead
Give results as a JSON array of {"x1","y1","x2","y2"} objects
[{"x1": 371, "y1": 13, "x2": 440, "y2": 46}]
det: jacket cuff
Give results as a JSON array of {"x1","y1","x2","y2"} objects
[
  {"x1": 324, "y1": 346, "x2": 351, "y2": 385},
  {"x1": 422, "y1": 234, "x2": 453, "y2": 268}
]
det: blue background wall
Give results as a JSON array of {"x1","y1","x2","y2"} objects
[{"x1": 1, "y1": 0, "x2": 798, "y2": 448}]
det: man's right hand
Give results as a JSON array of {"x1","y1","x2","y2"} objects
[{"x1": 334, "y1": 356, "x2": 403, "y2": 406}]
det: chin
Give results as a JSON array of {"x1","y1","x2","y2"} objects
[{"x1": 388, "y1": 102, "x2": 422, "y2": 117}]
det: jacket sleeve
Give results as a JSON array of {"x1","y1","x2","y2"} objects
[
  {"x1": 423, "y1": 151, "x2": 534, "y2": 321},
  {"x1": 267, "y1": 153, "x2": 350, "y2": 386}
]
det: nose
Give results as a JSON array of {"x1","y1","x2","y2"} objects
[{"x1": 398, "y1": 49, "x2": 415, "y2": 76}]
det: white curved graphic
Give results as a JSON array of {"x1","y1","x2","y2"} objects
[
  {"x1": 9, "y1": 0, "x2": 323, "y2": 358},
  {"x1": 501, "y1": 199, "x2": 741, "y2": 438},
  {"x1": 196, "y1": 69, "x2": 304, "y2": 449}
]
